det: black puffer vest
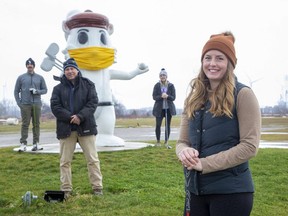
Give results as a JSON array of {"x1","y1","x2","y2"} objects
[{"x1": 185, "y1": 81, "x2": 254, "y2": 195}]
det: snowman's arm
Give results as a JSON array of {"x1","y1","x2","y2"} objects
[
  {"x1": 110, "y1": 63, "x2": 149, "y2": 80},
  {"x1": 110, "y1": 69, "x2": 140, "y2": 80}
]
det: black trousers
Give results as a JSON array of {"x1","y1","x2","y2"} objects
[
  {"x1": 184, "y1": 192, "x2": 254, "y2": 216},
  {"x1": 155, "y1": 109, "x2": 172, "y2": 142}
]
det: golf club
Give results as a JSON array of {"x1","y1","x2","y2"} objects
[
  {"x1": 41, "y1": 57, "x2": 62, "y2": 71},
  {"x1": 40, "y1": 43, "x2": 63, "y2": 72},
  {"x1": 164, "y1": 102, "x2": 172, "y2": 149}
]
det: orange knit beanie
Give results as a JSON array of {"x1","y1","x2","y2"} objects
[{"x1": 201, "y1": 31, "x2": 237, "y2": 68}]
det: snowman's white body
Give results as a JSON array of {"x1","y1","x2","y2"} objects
[{"x1": 61, "y1": 11, "x2": 148, "y2": 146}]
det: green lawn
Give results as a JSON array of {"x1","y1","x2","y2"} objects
[
  {"x1": 0, "y1": 117, "x2": 287, "y2": 215},
  {"x1": 0, "y1": 144, "x2": 287, "y2": 215}
]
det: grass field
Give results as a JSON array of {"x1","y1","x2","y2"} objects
[{"x1": 0, "y1": 117, "x2": 287, "y2": 215}]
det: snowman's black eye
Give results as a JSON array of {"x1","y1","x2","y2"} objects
[
  {"x1": 78, "y1": 31, "x2": 88, "y2": 44},
  {"x1": 100, "y1": 30, "x2": 107, "y2": 45}
]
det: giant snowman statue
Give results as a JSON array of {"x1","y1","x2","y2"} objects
[{"x1": 42, "y1": 10, "x2": 149, "y2": 147}]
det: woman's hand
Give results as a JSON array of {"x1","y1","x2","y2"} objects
[
  {"x1": 161, "y1": 93, "x2": 168, "y2": 99},
  {"x1": 178, "y1": 148, "x2": 203, "y2": 172}
]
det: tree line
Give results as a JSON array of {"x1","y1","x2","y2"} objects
[{"x1": 0, "y1": 99, "x2": 287, "y2": 120}]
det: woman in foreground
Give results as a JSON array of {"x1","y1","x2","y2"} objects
[{"x1": 176, "y1": 31, "x2": 261, "y2": 216}]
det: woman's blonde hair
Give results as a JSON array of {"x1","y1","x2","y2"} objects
[{"x1": 184, "y1": 62, "x2": 235, "y2": 119}]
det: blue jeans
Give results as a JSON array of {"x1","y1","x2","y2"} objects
[{"x1": 155, "y1": 109, "x2": 172, "y2": 142}]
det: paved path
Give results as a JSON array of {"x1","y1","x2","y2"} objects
[
  {"x1": 0, "y1": 127, "x2": 178, "y2": 147},
  {"x1": 1, "y1": 127, "x2": 178, "y2": 153},
  {"x1": 1, "y1": 127, "x2": 288, "y2": 153}
]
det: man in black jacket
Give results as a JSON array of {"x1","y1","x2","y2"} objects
[{"x1": 50, "y1": 58, "x2": 103, "y2": 199}]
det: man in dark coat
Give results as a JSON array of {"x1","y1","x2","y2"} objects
[{"x1": 50, "y1": 58, "x2": 103, "y2": 199}]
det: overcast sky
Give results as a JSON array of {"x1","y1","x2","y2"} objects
[{"x1": 1, "y1": 0, "x2": 287, "y2": 109}]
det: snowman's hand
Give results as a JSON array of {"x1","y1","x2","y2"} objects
[{"x1": 137, "y1": 63, "x2": 149, "y2": 74}]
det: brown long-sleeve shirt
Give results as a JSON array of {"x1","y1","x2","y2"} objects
[{"x1": 176, "y1": 87, "x2": 261, "y2": 174}]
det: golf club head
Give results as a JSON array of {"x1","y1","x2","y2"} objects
[
  {"x1": 22, "y1": 191, "x2": 38, "y2": 207},
  {"x1": 41, "y1": 57, "x2": 55, "y2": 72},
  {"x1": 45, "y1": 43, "x2": 59, "y2": 58}
]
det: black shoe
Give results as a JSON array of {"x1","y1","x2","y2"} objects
[
  {"x1": 64, "y1": 191, "x2": 72, "y2": 200},
  {"x1": 94, "y1": 189, "x2": 103, "y2": 196}
]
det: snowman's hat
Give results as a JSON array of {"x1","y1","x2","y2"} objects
[{"x1": 64, "y1": 10, "x2": 113, "y2": 34}]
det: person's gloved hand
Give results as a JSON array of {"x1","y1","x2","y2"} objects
[{"x1": 29, "y1": 88, "x2": 37, "y2": 94}]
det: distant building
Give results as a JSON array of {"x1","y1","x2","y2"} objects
[
  {"x1": 6, "y1": 118, "x2": 19, "y2": 125},
  {"x1": 0, "y1": 119, "x2": 6, "y2": 125}
]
